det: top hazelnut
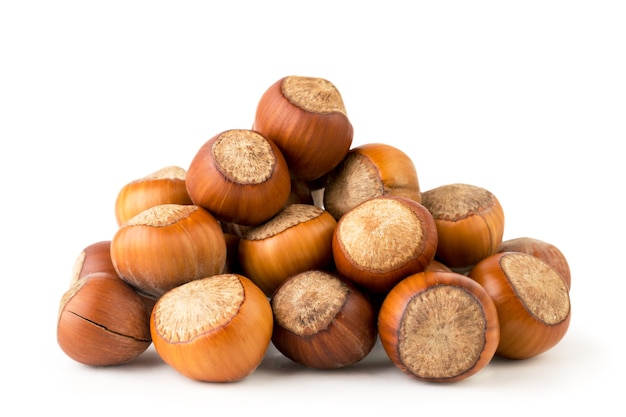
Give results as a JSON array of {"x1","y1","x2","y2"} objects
[{"x1": 253, "y1": 75, "x2": 354, "y2": 182}]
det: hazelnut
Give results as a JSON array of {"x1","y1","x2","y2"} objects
[
  {"x1": 111, "y1": 204, "x2": 227, "y2": 298},
  {"x1": 271, "y1": 270, "x2": 377, "y2": 369},
  {"x1": 469, "y1": 252, "x2": 571, "y2": 359},
  {"x1": 57, "y1": 272, "x2": 152, "y2": 367},
  {"x1": 150, "y1": 274, "x2": 273, "y2": 382},
  {"x1": 114, "y1": 165, "x2": 193, "y2": 226},
  {"x1": 186, "y1": 129, "x2": 291, "y2": 226},
  {"x1": 378, "y1": 270, "x2": 500, "y2": 382},
  {"x1": 323, "y1": 143, "x2": 421, "y2": 220},
  {"x1": 253, "y1": 75, "x2": 354, "y2": 182},
  {"x1": 238, "y1": 203, "x2": 337, "y2": 297},
  {"x1": 421, "y1": 183, "x2": 505, "y2": 271},
  {"x1": 332, "y1": 196, "x2": 438, "y2": 294}
]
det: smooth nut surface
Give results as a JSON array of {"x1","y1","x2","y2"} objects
[
  {"x1": 111, "y1": 204, "x2": 227, "y2": 298},
  {"x1": 115, "y1": 165, "x2": 192, "y2": 226},
  {"x1": 239, "y1": 204, "x2": 336, "y2": 296}
]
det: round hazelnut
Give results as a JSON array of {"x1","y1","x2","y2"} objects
[
  {"x1": 378, "y1": 270, "x2": 500, "y2": 382},
  {"x1": 271, "y1": 270, "x2": 377, "y2": 369},
  {"x1": 323, "y1": 142, "x2": 421, "y2": 220},
  {"x1": 421, "y1": 183, "x2": 505, "y2": 271},
  {"x1": 238, "y1": 203, "x2": 337, "y2": 297},
  {"x1": 253, "y1": 75, "x2": 354, "y2": 182},
  {"x1": 186, "y1": 129, "x2": 291, "y2": 226},
  {"x1": 332, "y1": 196, "x2": 438, "y2": 294},
  {"x1": 469, "y1": 252, "x2": 571, "y2": 359},
  {"x1": 111, "y1": 204, "x2": 227, "y2": 298},
  {"x1": 114, "y1": 165, "x2": 193, "y2": 226},
  {"x1": 57, "y1": 272, "x2": 152, "y2": 367},
  {"x1": 150, "y1": 274, "x2": 273, "y2": 382}
]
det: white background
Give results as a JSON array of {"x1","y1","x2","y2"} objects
[{"x1": 2, "y1": 1, "x2": 624, "y2": 415}]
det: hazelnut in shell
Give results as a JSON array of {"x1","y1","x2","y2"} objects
[
  {"x1": 469, "y1": 252, "x2": 571, "y2": 360},
  {"x1": 253, "y1": 75, "x2": 354, "y2": 182},
  {"x1": 186, "y1": 129, "x2": 291, "y2": 226},
  {"x1": 271, "y1": 270, "x2": 377, "y2": 369},
  {"x1": 111, "y1": 204, "x2": 227, "y2": 298},
  {"x1": 238, "y1": 203, "x2": 337, "y2": 297},
  {"x1": 378, "y1": 270, "x2": 500, "y2": 383},
  {"x1": 332, "y1": 196, "x2": 438, "y2": 294},
  {"x1": 114, "y1": 165, "x2": 193, "y2": 226},
  {"x1": 150, "y1": 274, "x2": 273, "y2": 382},
  {"x1": 323, "y1": 143, "x2": 421, "y2": 220},
  {"x1": 57, "y1": 272, "x2": 152, "y2": 367},
  {"x1": 421, "y1": 183, "x2": 505, "y2": 272}
]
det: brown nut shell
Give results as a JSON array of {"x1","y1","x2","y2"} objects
[
  {"x1": 57, "y1": 272, "x2": 152, "y2": 367},
  {"x1": 253, "y1": 76, "x2": 354, "y2": 182},
  {"x1": 378, "y1": 270, "x2": 500, "y2": 383},
  {"x1": 150, "y1": 274, "x2": 273, "y2": 382},
  {"x1": 271, "y1": 270, "x2": 377, "y2": 369},
  {"x1": 332, "y1": 196, "x2": 438, "y2": 294},
  {"x1": 111, "y1": 204, "x2": 227, "y2": 298},
  {"x1": 186, "y1": 129, "x2": 291, "y2": 226},
  {"x1": 324, "y1": 143, "x2": 421, "y2": 220},
  {"x1": 115, "y1": 165, "x2": 193, "y2": 226},
  {"x1": 421, "y1": 183, "x2": 505, "y2": 270},
  {"x1": 238, "y1": 204, "x2": 337, "y2": 297},
  {"x1": 468, "y1": 252, "x2": 571, "y2": 360}
]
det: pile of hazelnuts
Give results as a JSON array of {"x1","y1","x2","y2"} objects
[{"x1": 57, "y1": 75, "x2": 572, "y2": 384}]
